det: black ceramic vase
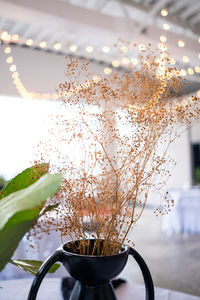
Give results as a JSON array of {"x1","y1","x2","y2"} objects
[{"x1": 27, "y1": 239, "x2": 154, "y2": 300}]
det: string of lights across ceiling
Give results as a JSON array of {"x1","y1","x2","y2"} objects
[{"x1": 1, "y1": 6, "x2": 200, "y2": 100}]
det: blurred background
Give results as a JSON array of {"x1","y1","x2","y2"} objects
[{"x1": 0, "y1": 0, "x2": 200, "y2": 297}]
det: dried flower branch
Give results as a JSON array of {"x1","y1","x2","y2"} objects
[{"x1": 30, "y1": 43, "x2": 200, "y2": 255}]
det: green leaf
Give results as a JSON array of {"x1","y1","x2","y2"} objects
[
  {"x1": 0, "y1": 163, "x2": 49, "y2": 200},
  {"x1": 0, "y1": 173, "x2": 62, "y2": 271},
  {"x1": 9, "y1": 259, "x2": 60, "y2": 275}
]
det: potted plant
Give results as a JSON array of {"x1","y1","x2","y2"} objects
[{"x1": 19, "y1": 44, "x2": 200, "y2": 300}]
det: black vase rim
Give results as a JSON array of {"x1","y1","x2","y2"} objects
[{"x1": 61, "y1": 238, "x2": 129, "y2": 258}]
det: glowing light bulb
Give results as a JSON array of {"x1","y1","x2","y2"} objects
[
  {"x1": 9, "y1": 65, "x2": 16, "y2": 72},
  {"x1": 178, "y1": 40, "x2": 185, "y2": 47},
  {"x1": 102, "y1": 46, "x2": 110, "y2": 53},
  {"x1": 195, "y1": 66, "x2": 200, "y2": 73},
  {"x1": 12, "y1": 72, "x2": 19, "y2": 79},
  {"x1": 187, "y1": 68, "x2": 194, "y2": 75},
  {"x1": 53, "y1": 43, "x2": 61, "y2": 50},
  {"x1": 86, "y1": 46, "x2": 94, "y2": 53},
  {"x1": 112, "y1": 60, "x2": 120, "y2": 67},
  {"x1": 26, "y1": 39, "x2": 33, "y2": 46},
  {"x1": 183, "y1": 56, "x2": 189, "y2": 63},
  {"x1": 160, "y1": 35, "x2": 167, "y2": 43},
  {"x1": 4, "y1": 47, "x2": 11, "y2": 54},
  {"x1": 161, "y1": 9, "x2": 168, "y2": 17},
  {"x1": 1, "y1": 31, "x2": 11, "y2": 41},
  {"x1": 12, "y1": 34, "x2": 19, "y2": 41},
  {"x1": 163, "y1": 23, "x2": 170, "y2": 30},
  {"x1": 69, "y1": 45, "x2": 77, "y2": 52},
  {"x1": 39, "y1": 41, "x2": 47, "y2": 48},
  {"x1": 104, "y1": 67, "x2": 112, "y2": 75},
  {"x1": 180, "y1": 69, "x2": 186, "y2": 76},
  {"x1": 6, "y1": 56, "x2": 13, "y2": 63}
]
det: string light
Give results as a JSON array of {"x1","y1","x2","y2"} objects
[
  {"x1": 197, "y1": 90, "x2": 200, "y2": 97},
  {"x1": 102, "y1": 46, "x2": 110, "y2": 53},
  {"x1": 12, "y1": 72, "x2": 19, "y2": 79},
  {"x1": 178, "y1": 40, "x2": 185, "y2": 47},
  {"x1": 3, "y1": 45, "x2": 59, "y2": 100},
  {"x1": 39, "y1": 41, "x2": 47, "y2": 48},
  {"x1": 112, "y1": 60, "x2": 120, "y2": 67},
  {"x1": 161, "y1": 9, "x2": 168, "y2": 17},
  {"x1": 26, "y1": 39, "x2": 33, "y2": 46},
  {"x1": 9, "y1": 64, "x2": 16, "y2": 72},
  {"x1": 195, "y1": 66, "x2": 200, "y2": 73},
  {"x1": 53, "y1": 43, "x2": 61, "y2": 50},
  {"x1": 160, "y1": 35, "x2": 167, "y2": 43},
  {"x1": 187, "y1": 68, "x2": 194, "y2": 75},
  {"x1": 1, "y1": 31, "x2": 11, "y2": 41},
  {"x1": 12, "y1": 34, "x2": 19, "y2": 41},
  {"x1": 183, "y1": 56, "x2": 189, "y2": 63},
  {"x1": 163, "y1": 23, "x2": 170, "y2": 30},
  {"x1": 104, "y1": 67, "x2": 112, "y2": 75},
  {"x1": 179, "y1": 69, "x2": 187, "y2": 76},
  {"x1": 69, "y1": 45, "x2": 77, "y2": 52},
  {"x1": 4, "y1": 47, "x2": 11, "y2": 54},
  {"x1": 6, "y1": 56, "x2": 13, "y2": 63},
  {"x1": 86, "y1": 46, "x2": 94, "y2": 53},
  {"x1": 198, "y1": 53, "x2": 200, "y2": 59}
]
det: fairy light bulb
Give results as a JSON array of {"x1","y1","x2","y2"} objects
[
  {"x1": 161, "y1": 9, "x2": 168, "y2": 17},
  {"x1": 187, "y1": 68, "x2": 194, "y2": 75},
  {"x1": 26, "y1": 39, "x2": 33, "y2": 46},
  {"x1": 178, "y1": 40, "x2": 185, "y2": 47},
  {"x1": 160, "y1": 36, "x2": 167, "y2": 43},
  {"x1": 12, "y1": 34, "x2": 19, "y2": 41},
  {"x1": 102, "y1": 46, "x2": 110, "y2": 53},
  {"x1": 86, "y1": 46, "x2": 94, "y2": 53},
  {"x1": 183, "y1": 56, "x2": 189, "y2": 63},
  {"x1": 9, "y1": 65, "x2": 16, "y2": 72},
  {"x1": 6, "y1": 56, "x2": 13, "y2": 64},
  {"x1": 53, "y1": 43, "x2": 61, "y2": 50},
  {"x1": 4, "y1": 47, "x2": 11, "y2": 54},
  {"x1": 112, "y1": 60, "x2": 120, "y2": 67},
  {"x1": 39, "y1": 41, "x2": 47, "y2": 48},
  {"x1": 163, "y1": 23, "x2": 170, "y2": 30},
  {"x1": 69, "y1": 45, "x2": 77, "y2": 52},
  {"x1": 104, "y1": 68, "x2": 112, "y2": 75}
]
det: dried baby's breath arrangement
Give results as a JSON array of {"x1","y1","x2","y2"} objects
[{"x1": 31, "y1": 43, "x2": 200, "y2": 255}]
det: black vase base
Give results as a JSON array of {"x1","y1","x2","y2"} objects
[{"x1": 61, "y1": 277, "x2": 127, "y2": 300}]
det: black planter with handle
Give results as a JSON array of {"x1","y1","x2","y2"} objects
[{"x1": 27, "y1": 239, "x2": 154, "y2": 300}]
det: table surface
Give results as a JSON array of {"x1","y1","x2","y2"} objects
[{"x1": 0, "y1": 278, "x2": 200, "y2": 300}]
